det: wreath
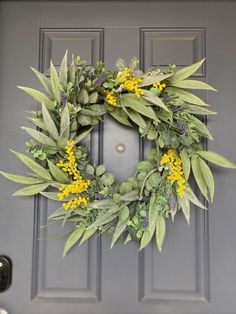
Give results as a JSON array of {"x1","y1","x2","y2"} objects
[{"x1": 1, "y1": 52, "x2": 236, "y2": 256}]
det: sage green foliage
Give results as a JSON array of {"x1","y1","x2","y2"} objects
[{"x1": 1, "y1": 52, "x2": 236, "y2": 256}]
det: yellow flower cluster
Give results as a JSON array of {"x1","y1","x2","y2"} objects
[
  {"x1": 153, "y1": 81, "x2": 166, "y2": 91},
  {"x1": 160, "y1": 149, "x2": 186, "y2": 198},
  {"x1": 106, "y1": 91, "x2": 117, "y2": 106},
  {"x1": 56, "y1": 141, "x2": 90, "y2": 209},
  {"x1": 117, "y1": 67, "x2": 144, "y2": 97}
]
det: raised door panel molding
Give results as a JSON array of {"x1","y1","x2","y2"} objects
[
  {"x1": 140, "y1": 28, "x2": 205, "y2": 76},
  {"x1": 139, "y1": 27, "x2": 209, "y2": 304},
  {"x1": 31, "y1": 197, "x2": 101, "y2": 302},
  {"x1": 40, "y1": 28, "x2": 104, "y2": 72},
  {"x1": 138, "y1": 207, "x2": 210, "y2": 303},
  {"x1": 31, "y1": 28, "x2": 104, "y2": 302}
]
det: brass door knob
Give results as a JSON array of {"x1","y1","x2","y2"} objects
[{"x1": 116, "y1": 143, "x2": 125, "y2": 153}]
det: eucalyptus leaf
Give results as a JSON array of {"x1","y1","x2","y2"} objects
[
  {"x1": 185, "y1": 185, "x2": 207, "y2": 210},
  {"x1": 10, "y1": 150, "x2": 52, "y2": 180},
  {"x1": 179, "y1": 195, "x2": 191, "y2": 224},
  {"x1": 198, "y1": 157, "x2": 214, "y2": 202},
  {"x1": 140, "y1": 194, "x2": 157, "y2": 250},
  {"x1": 0, "y1": 171, "x2": 46, "y2": 185},
  {"x1": 50, "y1": 60, "x2": 61, "y2": 102},
  {"x1": 121, "y1": 93, "x2": 157, "y2": 120},
  {"x1": 139, "y1": 73, "x2": 172, "y2": 87},
  {"x1": 47, "y1": 160, "x2": 70, "y2": 184},
  {"x1": 60, "y1": 104, "x2": 70, "y2": 139},
  {"x1": 42, "y1": 103, "x2": 59, "y2": 140},
  {"x1": 63, "y1": 224, "x2": 86, "y2": 256},
  {"x1": 21, "y1": 127, "x2": 57, "y2": 148},
  {"x1": 170, "y1": 79, "x2": 217, "y2": 91},
  {"x1": 59, "y1": 50, "x2": 68, "y2": 90},
  {"x1": 142, "y1": 90, "x2": 169, "y2": 111},
  {"x1": 80, "y1": 228, "x2": 97, "y2": 245},
  {"x1": 111, "y1": 220, "x2": 127, "y2": 248},
  {"x1": 31, "y1": 67, "x2": 53, "y2": 96},
  {"x1": 28, "y1": 118, "x2": 48, "y2": 131},
  {"x1": 180, "y1": 149, "x2": 191, "y2": 180},
  {"x1": 169, "y1": 59, "x2": 205, "y2": 82},
  {"x1": 126, "y1": 108, "x2": 147, "y2": 129},
  {"x1": 196, "y1": 151, "x2": 236, "y2": 169},
  {"x1": 191, "y1": 155, "x2": 209, "y2": 201},
  {"x1": 166, "y1": 87, "x2": 208, "y2": 106},
  {"x1": 13, "y1": 182, "x2": 49, "y2": 196},
  {"x1": 17, "y1": 86, "x2": 55, "y2": 110},
  {"x1": 156, "y1": 215, "x2": 166, "y2": 251}
]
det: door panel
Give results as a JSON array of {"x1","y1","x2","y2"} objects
[{"x1": 0, "y1": 1, "x2": 236, "y2": 313}]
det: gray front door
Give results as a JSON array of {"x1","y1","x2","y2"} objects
[{"x1": 0, "y1": 1, "x2": 236, "y2": 313}]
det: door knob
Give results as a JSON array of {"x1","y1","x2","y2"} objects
[
  {"x1": 0, "y1": 309, "x2": 8, "y2": 314},
  {"x1": 0, "y1": 256, "x2": 12, "y2": 293},
  {"x1": 116, "y1": 143, "x2": 125, "y2": 153}
]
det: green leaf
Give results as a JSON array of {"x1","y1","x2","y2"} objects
[
  {"x1": 47, "y1": 160, "x2": 70, "y2": 184},
  {"x1": 28, "y1": 117, "x2": 48, "y2": 131},
  {"x1": 198, "y1": 158, "x2": 214, "y2": 202},
  {"x1": 79, "y1": 227, "x2": 96, "y2": 245},
  {"x1": 109, "y1": 108, "x2": 132, "y2": 127},
  {"x1": 189, "y1": 116, "x2": 213, "y2": 140},
  {"x1": 69, "y1": 55, "x2": 76, "y2": 84},
  {"x1": 179, "y1": 195, "x2": 191, "y2": 224},
  {"x1": 126, "y1": 108, "x2": 147, "y2": 129},
  {"x1": 63, "y1": 224, "x2": 86, "y2": 256},
  {"x1": 183, "y1": 104, "x2": 216, "y2": 115},
  {"x1": 169, "y1": 59, "x2": 205, "y2": 82},
  {"x1": 89, "y1": 91, "x2": 98, "y2": 104},
  {"x1": 0, "y1": 170, "x2": 46, "y2": 184},
  {"x1": 21, "y1": 127, "x2": 57, "y2": 148},
  {"x1": 78, "y1": 89, "x2": 89, "y2": 105},
  {"x1": 13, "y1": 182, "x2": 49, "y2": 196},
  {"x1": 31, "y1": 67, "x2": 53, "y2": 96},
  {"x1": 191, "y1": 155, "x2": 209, "y2": 201},
  {"x1": 85, "y1": 164, "x2": 94, "y2": 175},
  {"x1": 121, "y1": 190, "x2": 139, "y2": 202},
  {"x1": 140, "y1": 194, "x2": 157, "y2": 250},
  {"x1": 42, "y1": 103, "x2": 59, "y2": 140},
  {"x1": 115, "y1": 58, "x2": 126, "y2": 70},
  {"x1": 155, "y1": 215, "x2": 166, "y2": 251},
  {"x1": 59, "y1": 50, "x2": 68, "y2": 90},
  {"x1": 10, "y1": 150, "x2": 52, "y2": 181},
  {"x1": 89, "y1": 199, "x2": 116, "y2": 209},
  {"x1": 185, "y1": 185, "x2": 207, "y2": 210},
  {"x1": 124, "y1": 233, "x2": 132, "y2": 245},
  {"x1": 101, "y1": 173, "x2": 115, "y2": 186},
  {"x1": 111, "y1": 220, "x2": 127, "y2": 248},
  {"x1": 50, "y1": 60, "x2": 61, "y2": 102},
  {"x1": 180, "y1": 150, "x2": 191, "y2": 181},
  {"x1": 137, "y1": 160, "x2": 153, "y2": 172},
  {"x1": 96, "y1": 165, "x2": 106, "y2": 176},
  {"x1": 121, "y1": 93, "x2": 157, "y2": 120},
  {"x1": 166, "y1": 87, "x2": 208, "y2": 106},
  {"x1": 139, "y1": 73, "x2": 172, "y2": 87},
  {"x1": 74, "y1": 127, "x2": 93, "y2": 144},
  {"x1": 141, "y1": 90, "x2": 169, "y2": 111},
  {"x1": 17, "y1": 86, "x2": 55, "y2": 110},
  {"x1": 170, "y1": 80, "x2": 217, "y2": 91},
  {"x1": 196, "y1": 151, "x2": 236, "y2": 169},
  {"x1": 60, "y1": 104, "x2": 70, "y2": 139},
  {"x1": 118, "y1": 206, "x2": 130, "y2": 222}
]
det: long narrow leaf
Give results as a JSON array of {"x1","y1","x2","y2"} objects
[
  {"x1": 42, "y1": 103, "x2": 59, "y2": 140},
  {"x1": 17, "y1": 86, "x2": 55, "y2": 110},
  {"x1": 10, "y1": 150, "x2": 52, "y2": 181}
]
